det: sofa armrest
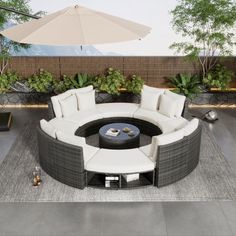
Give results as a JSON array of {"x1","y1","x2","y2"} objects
[
  {"x1": 182, "y1": 99, "x2": 192, "y2": 120},
  {"x1": 47, "y1": 100, "x2": 56, "y2": 120}
]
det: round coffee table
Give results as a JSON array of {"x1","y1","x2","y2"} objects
[{"x1": 99, "y1": 123, "x2": 140, "y2": 149}]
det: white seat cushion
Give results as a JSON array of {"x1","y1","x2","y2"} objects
[
  {"x1": 159, "y1": 94, "x2": 179, "y2": 118},
  {"x1": 86, "y1": 148, "x2": 155, "y2": 174},
  {"x1": 76, "y1": 90, "x2": 96, "y2": 111},
  {"x1": 96, "y1": 103, "x2": 139, "y2": 118},
  {"x1": 40, "y1": 119, "x2": 56, "y2": 138},
  {"x1": 59, "y1": 94, "x2": 78, "y2": 117},
  {"x1": 64, "y1": 108, "x2": 103, "y2": 126},
  {"x1": 139, "y1": 144, "x2": 152, "y2": 158},
  {"x1": 157, "y1": 117, "x2": 188, "y2": 134},
  {"x1": 165, "y1": 90, "x2": 186, "y2": 117},
  {"x1": 56, "y1": 131, "x2": 99, "y2": 163},
  {"x1": 49, "y1": 118, "x2": 79, "y2": 135},
  {"x1": 182, "y1": 118, "x2": 199, "y2": 136},
  {"x1": 134, "y1": 108, "x2": 170, "y2": 126}
]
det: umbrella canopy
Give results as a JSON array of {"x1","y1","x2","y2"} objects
[{"x1": 0, "y1": 5, "x2": 151, "y2": 45}]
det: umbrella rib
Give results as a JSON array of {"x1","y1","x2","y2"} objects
[
  {"x1": 93, "y1": 11, "x2": 150, "y2": 38},
  {"x1": 76, "y1": 11, "x2": 85, "y2": 45}
]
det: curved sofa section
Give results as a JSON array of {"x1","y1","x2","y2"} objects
[
  {"x1": 156, "y1": 125, "x2": 202, "y2": 187},
  {"x1": 37, "y1": 127, "x2": 86, "y2": 189}
]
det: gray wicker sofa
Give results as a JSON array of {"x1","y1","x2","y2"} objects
[{"x1": 37, "y1": 85, "x2": 202, "y2": 189}]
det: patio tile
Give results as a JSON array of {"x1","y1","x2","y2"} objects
[
  {"x1": 37, "y1": 203, "x2": 103, "y2": 236},
  {"x1": 219, "y1": 201, "x2": 236, "y2": 234},
  {"x1": 162, "y1": 202, "x2": 233, "y2": 236},
  {"x1": 0, "y1": 203, "x2": 44, "y2": 236},
  {"x1": 101, "y1": 202, "x2": 167, "y2": 236}
]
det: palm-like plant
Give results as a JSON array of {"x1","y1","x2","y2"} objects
[{"x1": 167, "y1": 74, "x2": 201, "y2": 100}]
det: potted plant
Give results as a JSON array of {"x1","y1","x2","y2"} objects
[
  {"x1": 92, "y1": 68, "x2": 125, "y2": 103},
  {"x1": 167, "y1": 73, "x2": 202, "y2": 100},
  {"x1": 202, "y1": 64, "x2": 234, "y2": 91},
  {"x1": 53, "y1": 73, "x2": 94, "y2": 94}
]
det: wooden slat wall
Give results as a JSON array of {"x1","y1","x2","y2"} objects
[{"x1": 7, "y1": 56, "x2": 236, "y2": 88}]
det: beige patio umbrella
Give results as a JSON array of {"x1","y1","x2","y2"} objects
[{"x1": 0, "y1": 5, "x2": 151, "y2": 45}]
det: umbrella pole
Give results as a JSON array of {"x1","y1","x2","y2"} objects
[{"x1": 0, "y1": 5, "x2": 40, "y2": 19}]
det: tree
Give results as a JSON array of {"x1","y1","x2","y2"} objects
[
  {"x1": 170, "y1": 0, "x2": 236, "y2": 78},
  {"x1": 0, "y1": 0, "x2": 34, "y2": 74}
]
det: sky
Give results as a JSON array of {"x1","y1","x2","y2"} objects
[{"x1": 28, "y1": 0, "x2": 182, "y2": 56}]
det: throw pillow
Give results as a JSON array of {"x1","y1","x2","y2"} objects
[
  {"x1": 165, "y1": 90, "x2": 186, "y2": 117},
  {"x1": 76, "y1": 90, "x2": 96, "y2": 110},
  {"x1": 159, "y1": 94, "x2": 178, "y2": 118},
  {"x1": 140, "y1": 89, "x2": 161, "y2": 111},
  {"x1": 59, "y1": 94, "x2": 78, "y2": 117}
]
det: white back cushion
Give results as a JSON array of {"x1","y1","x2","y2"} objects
[
  {"x1": 40, "y1": 119, "x2": 56, "y2": 138},
  {"x1": 150, "y1": 129, "x2": 184, "y2": 162},
  {"x1": 51, "y1": 90, "x2": 72, "y2": 118},
  {"x1": 182, "y1": 118, "x2": 199, "y2": 136},
  {"x1": 143, "y1": 85, "x2": 165, "y2": 94},
  {"x1": 141, "y1": 89, "x2": 161, "y2": 111},
  {"x1": 76, "y1": 90, "x2": 96, "y2": 110},
  {"x1": 165, "y1": 90, "x2": 186, "y2": 117},
  {"x1": 159, "y1": 94, "x2": 178, "y2": 118},
  {"x1": 51, "y1": 86, "x2": 93, "y2": 118},
  {"x1": 59, "y1": 94, "x2": 78, "y2": 117}
]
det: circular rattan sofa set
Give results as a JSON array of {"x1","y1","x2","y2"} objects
[{"x1": 37, "y1": 85, "x2": 202, "y2": 189}]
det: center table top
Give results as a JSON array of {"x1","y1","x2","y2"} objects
[{"x1": 99, "y1": 123, "x2": 140, "y2": 141}]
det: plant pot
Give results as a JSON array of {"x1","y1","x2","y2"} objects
[{"x1": 190, "y1": 91, "x2": 236, "y2": 105}]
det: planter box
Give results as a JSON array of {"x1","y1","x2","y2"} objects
[
  {"x1": 0, "y1": 92, "x2": 52, "y2": 105},
  {"x1": 190, "y1": 91, "x2": 236, "y2": 105},
  {"x1": 0, "y1": 91, "x2": 141, "y2": 106},
  {"x1": 95, "y1": 92, "x2": 141, "y2": 104}
]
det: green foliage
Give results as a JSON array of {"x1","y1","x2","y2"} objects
[
  {"x1": 0, "y1": 0, "x2": 34, "y2": 74},
  {"x1": 170, "y1": 0, "x2": 236, "y2": 78},
  {"x1": 0, "y1": 71, "x2": 19, "y2": 93},
  {"x1": 203, "y1": 64, "x2": 233, "y2": 90},
  {"x1": 124, "y1": 75, "x2": 144, "y2": 95},
  {"x1": 74, "y1": 73, "x2": 93, "y2": 88},
  {"x1": 53, "y1": 73, "x2": 94, "y2": 94},
  {"x1": 93, "y1": 68, "x2": 125, "y2": 95},
  {"x1": 26, "y1": 69, "x2": 54, "y2": 93},
  {"x1": 167, "y1": 73, "x2": 201, "y2": 100}
]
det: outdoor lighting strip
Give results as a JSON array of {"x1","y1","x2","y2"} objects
[
  {"x1": 189, "y1": 104, "x2": 236, "y2": 109},
  {"x1": 0, "y1": 104, "x2": 48, "y2": 108},
  {"x1": 1, "y1": 104, "x2": 236, "y2": 109}
]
